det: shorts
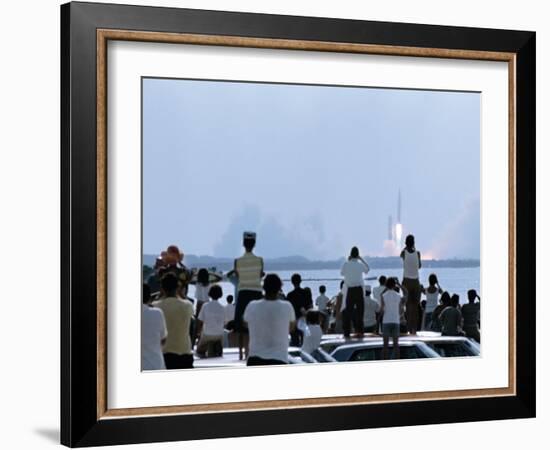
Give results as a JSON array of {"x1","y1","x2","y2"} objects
[{"x1": 382, "y1": 323, "x2": 400, "y2": 338}]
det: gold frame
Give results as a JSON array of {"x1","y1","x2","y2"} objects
[{"x1": 96, "y1": 29, "x2": 516, "y2": 420}]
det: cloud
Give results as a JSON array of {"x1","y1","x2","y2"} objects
[
  {"x1": 427, "y1": 197, "x2": 480, "y2": 259},
  {"x1": 212, "y1": 205, "x2": 331, "y2": 259}
]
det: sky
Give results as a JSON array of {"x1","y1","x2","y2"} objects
[{"x1": 142, "y1": 77, "x2": 480, "y2": 260}]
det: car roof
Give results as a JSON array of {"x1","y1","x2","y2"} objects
[
  {"x1": 331, "y1": 341, "x2": 426, "y2": 351},
  {"x1": 321, "y1": 332, "x2": 474, "y2": 344},
  {"x1": 192, "y1": 346, "x2": 309, "y2": 368}
]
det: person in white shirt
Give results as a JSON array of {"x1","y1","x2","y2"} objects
[
  {"x1": 401, "y1": 234, "x2": 422, "y2": 335},
  {"x1": 380, "y1": 277, "x2": 408, "y2": 359},
  {"x1": 141, "y1": 284, "x2": 168, "y2": 370},
  {"x1": 372, "y1": 276, "x2": 387, "y2": 305},
  {"x1": 422, "y1": 274, "x2": 443, "y2": 330},
  {"x1": 192, "y1": 268, "x2": 223, "y2": 317},
  {"x1": 372, "y1": 275, "x2": 387, "y2": 333},
  {"x1": 301, "y1": 310, "x2": 323, "y2": 354},
  {"x1": 224, "y1": 294, "x2": 238, "y2": 347},
  {"x1": 340, "y1": 246, "x2": 370, "y2": 338},
  {"x1": 196, "y1": 285, "x2": 225, "y2": 357},
  {"x1": 224, "y1": 295, "x2": 236, "y2": 326},
  {"x1": 362, "y1": 285, "x2": 380, "y2": 333},
  {"x1": 244, "y1": 274, "x2": 296, "y2": 365},
  {"x1": 315, "y1": 285, "x2": 330, "y2": 332}
]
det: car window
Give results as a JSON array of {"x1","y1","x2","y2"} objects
[
  {"x1": 398, "y1": 346, "x2": 429, "y2": 359},
  {"x1": 349, "y1": 346, "x2": 428, "y2": 360},
  {"x1": 430, "y1": 343, "x2": 473, "y2": 357},
  {"x1": 350, "y1": 348, "x2": 378, "y2": 361}
]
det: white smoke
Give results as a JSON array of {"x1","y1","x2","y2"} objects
[{"x1": 427, "y1": 196, "x2": 480, "y2": 259}]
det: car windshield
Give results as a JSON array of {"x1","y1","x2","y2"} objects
[
  {"x1": 428, "y1": 342, "x2": 476, "y2": 357},
  {"x1": 346, "y1": 345, "x2": 429, "y2": 361}
]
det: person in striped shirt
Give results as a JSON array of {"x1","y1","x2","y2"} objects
[{"x1": 233, "y1": 231, "x2": 264, "y2": 359}]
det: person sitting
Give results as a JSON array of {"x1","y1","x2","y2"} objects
[
  {"x1": 153, "y1": 272, "x2": 194, "y2": 369},
  {"x1": 196, "y1": 285, "x2": 225, "y2": 358},
  {"x1": 301, "y1": 310, "x2": 323, "y2": 355},
  {"x1": 244, "y1": 274, "x2": 296, "y2": 366},
  {"x1": 461, "y1": 289, "x2": 480, "y2": 342},
  {"x1": 440, "y1": 294, "x2": 464, "y2": 336}
]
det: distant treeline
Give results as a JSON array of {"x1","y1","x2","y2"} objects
[{"x1": 143, "y1": 254, "x2": 479, "y2": 274}]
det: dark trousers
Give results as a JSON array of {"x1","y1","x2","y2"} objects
[
  {"x1": 290, "y1": 329, "x2": 303, "y2": 347},
  {"x1": 342, "y1": 286, "x2": 364, "y2": 336},
  {"x1": 403, "y1": 277, "x2": 421, "y2": 333},
  {"x1": 163, "y1": 353, "x2": 194, "y2": 369},
  {"x1": 247, "y1": 356, "x2": 287, "y2": 366},
  {"x1": 234, "y1": 289, "x2": 263, "y2": 332}
]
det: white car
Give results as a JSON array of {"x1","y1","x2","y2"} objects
[
  {"x1": 405, "y1": 333, "x2": 480, "y2": 357},
  {"x1": 193, "y1": 347, "x2": 327, "y2": 368},
  {"x1": 326, "y1": 340, "x2": 440, "y2": 362}
]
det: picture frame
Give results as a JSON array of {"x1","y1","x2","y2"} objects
[{"x1": 60, "y1": 1, "x2": 535, "y2": 447}]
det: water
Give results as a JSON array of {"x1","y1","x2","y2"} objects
[{"x1": 187, "y1": 267, "x2": 480, "y2": 306}]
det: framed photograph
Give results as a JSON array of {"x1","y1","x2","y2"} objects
[{"x1": 61, "y1": 2, "x2": 535, "y2": 447}]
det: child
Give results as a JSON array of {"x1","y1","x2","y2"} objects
[
  {"x1": 363, "y1": 286, "x2": 380, "y2": 333},
  {"x1": 380, "y1": 277, "x2": 407, "y2": 359},
  {"x1": 315, "y1": 285, "x2": 330, "y2": 332},
  {"x1": 301, "y1": 310, "x2": 323, "y2": 354},
  {"x1": 193, "y1": 268, "x2": 222, "y2": 317},
  {"x1": 422, "y1": 274, "x2": 443, "y2": 330},
  {"x1": 196, "y1": 285, "x2": 225, "y2": 357},
  {"x1": 372, "y1": 275, "x2": 387, "y2": 304},
  {"x1": 224, "y1": 294, "x2": 238, "y2": 347}
]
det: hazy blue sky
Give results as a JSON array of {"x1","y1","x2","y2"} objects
[{"x1": 143, "y1": 78, "x2": 480, "y2": 260}]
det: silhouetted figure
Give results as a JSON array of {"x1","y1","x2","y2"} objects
[
  {"x1": 400, "y1": 235, "x2": 422, "y2": 334},
  {"x1": 286, "y1": 274, "x2": 313, "y2": 346},
  {"x1": 461, "y1": 289, "x2": 480, "y2": 342},
  {"x1": 340, "y1": 246, "x2": 370, "y2": 338}
]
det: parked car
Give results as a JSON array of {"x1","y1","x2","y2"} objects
[
  {"x1": 326, "y1": 339, "x2": 441, "y2": 362},
  {"x1": 193, "y1": 347, "x2": 323, "y2": 368},
  {"x1": 299, "y1": 348, "x2": 338, "y2": 363},
  {"x1": 406, "y1": 334, "x2": 480, "y2": 357}
]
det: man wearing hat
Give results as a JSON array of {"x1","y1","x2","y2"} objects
[{"x1": 233, "y1": 231, "x2": 264, "y2": 360}]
